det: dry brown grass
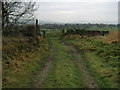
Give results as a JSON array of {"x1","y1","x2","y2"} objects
[
  {"x1": 2, "y1": 36, "x2": 49, "y2": 88},
  {"x1": 99, "y1": 31, "x2": 119, "y2": 43}
]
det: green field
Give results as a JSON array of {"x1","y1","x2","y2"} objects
[{"x1": 3, "y1": 29, "x2": 119, "y2": 88}]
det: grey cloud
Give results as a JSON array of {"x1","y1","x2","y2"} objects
[{"x1": 35, "y1": 1, "x2": 118, "y2": 24}]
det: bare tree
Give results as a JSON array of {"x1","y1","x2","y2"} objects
[
  {"x1": 0, "y1": 1, "x2": 2, "y2": 30},
  {"x1": 2, "y1": 1, "x2": 37, "y2": 32}
]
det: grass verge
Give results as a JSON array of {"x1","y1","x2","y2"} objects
[
  {"x1": 63, "y1": 34, "x2": 119, "y2": 88},
  {"x1": 2, "y1": 36, "x2": 49, "y2": 88}
]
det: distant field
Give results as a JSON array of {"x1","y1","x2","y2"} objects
[
  {"x1": 40, "y1": 24, "x2": 118, "y2": 31},
  {"x1": 88, "y1": 26, "x2": 118, "y2": 31}
]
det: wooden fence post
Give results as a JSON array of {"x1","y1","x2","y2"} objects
[
  {"x1": 33, "y1": 24, "x2": 36, "y2": 45},
  {"x1": 36, "y1": 19, "x2": 40, "y2": 36},
  {"x1": 62, "y1": 29, "x2": 65, "y2": 36},
  {"x1": 43, "y1": 30, "x2": 45, "y2": 38}
]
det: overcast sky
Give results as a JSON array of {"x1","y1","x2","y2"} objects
[{"x1": 31, "y1": 0, "x2": 119, "y2": 24}]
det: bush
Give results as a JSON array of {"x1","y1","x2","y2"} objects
[{"x1": 20, "y1": 24, "x2": 35, "y2": 36}]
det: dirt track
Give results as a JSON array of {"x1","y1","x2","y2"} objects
[
  {"x1": 32, "y1": 53, "x2": 54, "y2": 88},
  {"x1": 64, "y1": 43, "x2": 99, "y2": 88},
  {"x1": 32, "y1": 39, "x2": 54, "y2": 88},
  {"x1": 32, "y1": 38, "x2": 99, "y2": 88}
]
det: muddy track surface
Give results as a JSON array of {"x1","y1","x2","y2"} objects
[
  {"x1": 63, "y1": 42, "x2": 99, "y2": 88},
  {"x1": 32, "y1": 40, "x2": 54, "y2": 88},
  {"x1": 32, "y1": 38, "x2": 99, "y2": 88}
]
